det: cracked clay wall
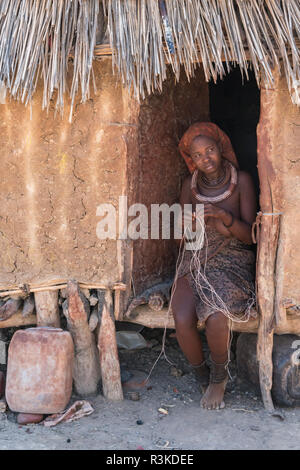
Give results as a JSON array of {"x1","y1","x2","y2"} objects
[
  {"x1": 265, "y1": 76, "x2": 300, "y2": 306},
  {"x1": 0, "y1": 59, "x2": 139, "y2": 289},
  {"x1": 130, "y1": 67, "x2": 209, "y2": 294}
]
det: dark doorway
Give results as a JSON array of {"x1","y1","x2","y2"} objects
[{"x1": 209, "y1": 67, "x2": 260, "y2": 205}]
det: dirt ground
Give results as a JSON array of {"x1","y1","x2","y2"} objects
[{"x1": 1, "y1": 326, "x2": 300, "y2": 451}]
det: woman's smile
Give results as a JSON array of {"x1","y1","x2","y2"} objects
[{"x1": 204, "y1": 163, "x2": 214, "y2": 170}]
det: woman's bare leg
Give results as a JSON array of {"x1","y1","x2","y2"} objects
[
  {"x1": 171, "y1": 277, "x2": 204, "y2": 365},
  {"x1": 171, "y1": 277, "x2": 209, "y2": 385},
  {"x1": 201, "y1": 311, "x2": 230, "y2": 410}
]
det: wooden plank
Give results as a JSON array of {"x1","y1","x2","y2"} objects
[{"x1": 123, "y1": 305, "x2": 300, "y2": 335}]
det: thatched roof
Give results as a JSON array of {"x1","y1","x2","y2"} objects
[{"x1": 0, "y1": 0, "x2": 299, "y2": 119}]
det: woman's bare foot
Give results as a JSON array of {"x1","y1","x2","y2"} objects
[
  {"x1": 200, "y1": 355, "x2": 228, "y2": 410},
  {"x1": 200, "y1": 378, "x2": 228, "y2": 410}
]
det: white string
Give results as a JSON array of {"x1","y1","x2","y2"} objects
[
  {"x1": 145, "y1": 211, "x2": 256, "y2": 381},
  {"x1": 144, "y1": 232, "x2": 187, "y2": 383},
  {"x1": 189, "y1": 213, "x2": 256, "y2": 368}
]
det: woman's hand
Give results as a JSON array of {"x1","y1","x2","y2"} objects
[{"x1": 203, "y1": 203, "x2": 226, "y2": 222}]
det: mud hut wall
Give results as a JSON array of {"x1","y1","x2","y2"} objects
[
  {"x1": 0, "y1": 59, "x2": 139, "y2": 288},
  {"x1": 130, "y1": 67, "x2": 209, "y2": 294},
  {"x1": 268, "y1": 77, "x2": 300, "y2": 306}
]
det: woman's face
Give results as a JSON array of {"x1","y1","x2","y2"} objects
[{"x1": 189, "y1": 136, "x2": 222, "y2": 175}]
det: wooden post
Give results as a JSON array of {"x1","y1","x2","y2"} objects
[
  {"x1": 256, "y1": 68, "x2": 283, "y2": 412},
  {"x1": 255, "y1": 213, "x2": 280, "y2": 412},
  {"x1": 97, "y1": 289, "x2": 123, "y2": 401},
  {"x1": 34, "y1": 290, "x2": 60, "y2": 327},
  {"x1": 63, "y1": 280, "x2": 101, "y2": 396}
]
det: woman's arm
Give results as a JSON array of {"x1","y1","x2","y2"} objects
[
  {"x1": 175, "y1": 175, "x2": 192, "y2": 246},
  {"x1": 203, "y1": 171, "x2": 257, "y2": 245},
  {"x1": 220, "y1": 171, "x2": 257, "y2": 244}
]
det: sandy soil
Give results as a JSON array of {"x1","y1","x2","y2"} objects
[{"x1": 1, "y1": 327, "x2": 300, "y2": 451}]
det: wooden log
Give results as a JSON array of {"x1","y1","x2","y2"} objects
[
  {"x1": 97, "y1": 289, "x2": 123, "y2": 401},
  {"x1": 255, "y1": 69, "x2": 282, "y2": 412},
  {"x1": 63, "y1": 280, "x2": 101, "y2": 396},
  {"x1": 34, "y1": 291, "x2": 60, "y2": 328},
  {"x1": 0, "y1": 311, "x2": 36, "y2": 328},
  {"x1": 22, "y1": 295, "x2": 35, "y2": 318},
  {"x1": 0, "y1": 298, "x2": 22, "y2": 321}
]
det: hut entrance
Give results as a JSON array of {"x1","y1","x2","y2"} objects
[
  {"x1": 209, "y1": 68, "x2": 260, "y2": 205},
  {"x1": 131, "y1": 66, "x2": 261, "y2": 297}
]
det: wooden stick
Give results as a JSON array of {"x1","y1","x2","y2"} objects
[
  {"x1": 63, "y1": 280, "x2": 101, "y2": 396},
  {"x1": 34, "y1": 290, "x2": 60, "y2": 328},
  {"x1": 97, "y1": 289, "x2": 123, "y2": 401},
  {"x1": 0, "y1": 282, "x2": 127, "y2": 298}
]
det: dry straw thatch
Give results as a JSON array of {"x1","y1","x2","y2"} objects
[
  {"x1": 0, "y1": 0, "x2": 299, "y2": 118},
  {"x1": 0, "y1": 0, "x2": 100, "y2": 119}
]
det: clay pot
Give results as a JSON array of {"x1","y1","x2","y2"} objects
[{"x1": 6, "y1": 327, "x2": 74, "y2": 414}]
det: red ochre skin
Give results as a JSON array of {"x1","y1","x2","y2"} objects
[{"x1": 172, "y1": 135, "x2": 257, "y2": 410}]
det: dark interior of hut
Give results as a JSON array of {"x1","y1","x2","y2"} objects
[{"x1": 209, "y1": 67, "x2": 260, "y2": 206}]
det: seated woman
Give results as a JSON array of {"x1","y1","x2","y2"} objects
[{"x1": 171, "y1": 122, "x2": 257, "y2": 410}]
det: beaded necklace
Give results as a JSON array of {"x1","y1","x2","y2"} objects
[
  {"x1": 199, "y1": 162, "x2": 229, "y2": 189},
  {"x1": 191, "y1": 160, "x2": 238, "y2": 204}
]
